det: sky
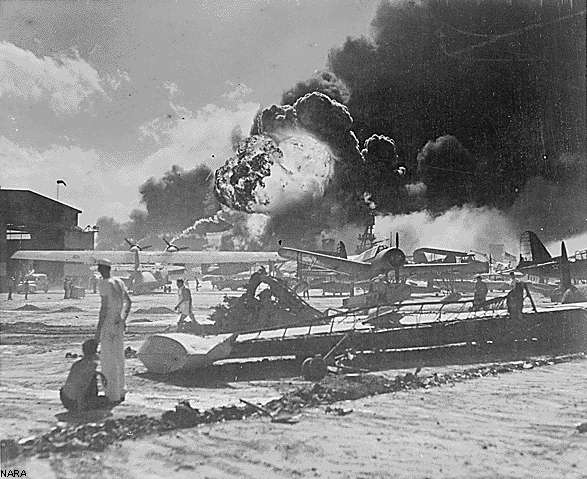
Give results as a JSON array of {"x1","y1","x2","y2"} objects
[{"x1": 0, "y1": 0, "x2": 379, "y2": 225}]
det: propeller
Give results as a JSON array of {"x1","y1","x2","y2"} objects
[
  {"x1": 384, "y1": 232, "x2": 406, "y2": 283},
  {"x1": 560, "y1": 241, "x2": 572, "y2": 290},
  {"x1": 163, "y1": 238, "x2": 188, "y2": 251},
  {"x1": 125, "y1": 238, "x2": 152, "y2": 251}
]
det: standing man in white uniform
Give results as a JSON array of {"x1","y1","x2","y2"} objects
[
  {"x1": 175, "y1": 279, "x2": 195, "y2": 329},
  {"x1": 95, "y1": 258, "x2": 131, "y2": 404}
]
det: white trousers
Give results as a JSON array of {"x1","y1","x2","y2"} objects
[{"x1": 100, "y1": 325, "x2": 125, "y2": 402}]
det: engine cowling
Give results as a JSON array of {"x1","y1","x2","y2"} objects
[{"x1": 383, "y1": 248, "x2": 406, "y2": 269}]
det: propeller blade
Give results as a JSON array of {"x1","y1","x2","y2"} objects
[
  {"x1": 395, "y1": 232, "x2": 399, "y2": 249},
  {"x1": 163, "y1": 238, "x2": 171, "y2": 246},
  {"x1": 125, "y1": 238, "x2": 134, "y2": 246}
]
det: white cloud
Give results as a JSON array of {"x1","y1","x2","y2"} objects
[
  {"x1": 162, "y1": 81, "x2": 180, "y2": 98},
  {"x1": 0, "y1": 41, "x2": 106, "y2": 115},
  {"x1": 0, "y1": 86, "x2": 260, "y2": 225},
  {"x1": 0, "y1": 136, "x2": 139, "y2": 224},
  {"x1": 104, "y1": 69, "x2": 131, "y2": 91},
  {"x1": 222, "y1": 81, "x2": 253, "y2": 101},
  {"x1": 139, "y1": 99, "x2": 260, "y2": 177}
]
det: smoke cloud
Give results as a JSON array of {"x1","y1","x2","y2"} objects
[
  {"x1": 105, "y1": 1, "x2": 587, "y2": 254},
  {"x1": 508, "y1": 153, "x2": 587, "y2": 241},
  {"x1": 96, "y1": 164, "x2": 218, "y2": 250},
  {"x1": 282, "y1": 70, "x2": 350, "y2": 106},
  {"x1": 214, "y1": 91, "x2": 418, "y2": 247},
  {"x1": 321, "y1": 0, "x2": 586, "y2": 242},
  {"x1": 373, "y1": 206, "x2": 518, "y2": 255}
]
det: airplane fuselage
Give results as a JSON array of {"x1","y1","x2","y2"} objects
[{"x1": 279, "y1": 244, "x2": 488, "y2": 281}]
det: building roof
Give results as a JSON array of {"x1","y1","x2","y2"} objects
[{"x1": 0, "y1": 189, "x2": 82, "y2": 213}]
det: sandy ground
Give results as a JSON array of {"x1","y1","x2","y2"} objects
[
  {"x1": 0, "y1": 284, "x2": 312, "y2": 438},
  {"x1": 7, "y1": 360, "x2": 587, "y2": 479},
  {"x1": 1, "y1": 284, "x2": 586, "y2": 478}
]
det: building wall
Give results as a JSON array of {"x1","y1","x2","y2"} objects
[{"x1": 0, "y1": 189, "x2": 92, "y2": 291}]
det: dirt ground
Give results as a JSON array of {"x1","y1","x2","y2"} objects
[{"x1": 1, "y1": 283, "x2": 586, "y2": 478}]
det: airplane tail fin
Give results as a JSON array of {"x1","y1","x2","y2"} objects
[
  {"x1": 560, "y1": 241, "x2": 572, "y2": 290},
  {"x1": 337, "y1": 241, "x2": 348, "y2": 259},
  {"x1": 519, "y1": 231, "x2": 552, "y2": 265}
]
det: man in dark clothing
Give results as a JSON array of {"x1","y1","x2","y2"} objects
[
  {"x1": 506, "y1": 281, "x2": 526, "y2": 321},
  {"x1": 246, "y1": 266, "x2": 267, "y2": 298},
  {"x1": 60, "y1": 339, "x2": 108, "y2": 412},
  {"x1": 64, "y1": 277, "x2": 70, "y2": 299},
  {"x1": 472, "y1": 276, "x2": 488, "y2": 310},
  {"x1": 7, "y1": 276, "x2": 15, "y2": 300}
]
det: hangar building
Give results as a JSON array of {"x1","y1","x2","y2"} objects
[{"x1": 0, "y1": 189, "x2": 95, "y2": 292}]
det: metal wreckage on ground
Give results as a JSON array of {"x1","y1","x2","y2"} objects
[{"x1": 138, "y1": 271, "x2": 587, "y2": 376}]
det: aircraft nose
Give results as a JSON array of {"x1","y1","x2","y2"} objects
[{"x1": 383, "y1": 248, "x2": 406, "y2": 269}]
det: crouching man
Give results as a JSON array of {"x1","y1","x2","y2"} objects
[{"x1": 60, "y1": 339, "x2": 108, "y2": 412}]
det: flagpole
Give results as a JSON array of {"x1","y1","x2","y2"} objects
[{"x1": 56, "y1": 179, "x2": 66, "y2": 201}]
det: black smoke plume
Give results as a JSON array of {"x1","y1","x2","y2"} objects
[
  {"x1": 281, "y1": 70, "x2": 351, "y2": 106},
  {"x1": 139, "y1": 164, "x2": 217, "y2": 234},
  {"x1": 323, "y1": 0, "x2": 585, "y2": 241},
  {"x1": 214, "y1": 92, "x2": 410, "y2": 247},
  {"x1": 96, "y1": 164, "x2": 218, "y2": 250},
  {"x1": 416, "y1": 135, "x2": 476, "y2": 211}
]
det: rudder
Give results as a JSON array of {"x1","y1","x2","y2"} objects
[{"x1": 519, "y1": 231, "x2": 552, "y2": 264}]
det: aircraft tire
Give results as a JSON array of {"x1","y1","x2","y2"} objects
[{"x1": 301, "y1": 355, "x2": 327, "y2": 381}]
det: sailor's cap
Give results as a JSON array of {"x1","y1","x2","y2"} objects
[{"x1": 96, "y1": 258, "x2": 112, "y2": 266}]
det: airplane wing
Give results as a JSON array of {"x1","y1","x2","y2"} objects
[
  {"x1": 11, "y1": 250, "x2": 135, "y2": 264},
  {"x1": 403, "y1": 261, "x2": 489, "y2": 277},
  {"x1": 11, "y1": 250, "x2": 283, "y2": 265},
  {"x1": 413, "y1": 248, "x2": 470, "y2": 257},
  {"x1": 517, "y1": 260, "x2": 559, "y2": 272},
  {"x1": 145, "y1": 251, "x2": 283, "y2": 264},
  {"x1": 278, "y1": 247, "x2": 371, "y2": 276}
]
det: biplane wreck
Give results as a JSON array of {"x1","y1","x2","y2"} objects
[{"x1": 139, "y1": 297, "x2": 587, "y2": 375}]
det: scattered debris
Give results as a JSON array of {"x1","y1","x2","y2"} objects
[
  {"x1": 15, "y1": 304, "x2": 43, "y2": 311},
  {"x1": 301, "y1": 355, "x2": 328, "y2": 381},
  {"x1": 239, "y1": 398, "x2": 300, "y2": 424},
  {"x1": 5, "y1": 352, "x2": 584, "y2": 459},
  {"x1": 209, "y1": 275, "x2": 323, "y2": 332},
  {"x1": 124, "y1": 347, "x2": 138, "y2": 359},
  {"x1": 163, "y1": 400, "x2": 254, "y2": 428},
  {"x1": 134, "y1": 307, "x2": 175, "y2": 314},
  {"x1": 128, "y1": 318, "x2": 152, "y2": 323},
  {"x1": 0, "y1": 439, "x2": 20, "y2": 462},
  {"x1": 324, "y1": 406, "x2": 353, "y2": 416},
  {"x1": 65, "y1": 352, "x2": 81, "y2": 359}
]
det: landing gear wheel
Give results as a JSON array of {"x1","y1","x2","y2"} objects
[{"x1": 301, "y1": 355, "x2": 328, "y2": 381}]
